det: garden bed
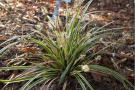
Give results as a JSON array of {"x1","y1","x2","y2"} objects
[{"x1": 0, "y1": 0, "x2": 134, "y2": 90}]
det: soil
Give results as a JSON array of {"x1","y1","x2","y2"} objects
[{"x1": 0, "y1": 0, "x2": 134, "y2": 90}]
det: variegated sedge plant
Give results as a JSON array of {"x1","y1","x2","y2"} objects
[{"x1": 0, "y1": 0, "x2": 134, "y2": 90}]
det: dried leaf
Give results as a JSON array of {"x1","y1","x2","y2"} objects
[
  {"x1": 116, "y1": 58, "x2": 127, "y2": 65},
  {"x1": 0, "y1": 37, "x2": 6, "y2": 42},
  {"x1": 91, "y1": 73, "x2": 102, "y2": 82},
  {"x1": 23, "y1": 47, "x2": 36, "y2": 54},
  {"x1": 111, "y1": 80, "x2": 117, "y2": 87},
  {"x1": 104, "y1": 17, "x2": 112, "y2": 22},
  {"x1": 111, "y1": 58, "x2": 119, "y2": 70},
  {"x1": 100, "y1": 57, "x2": 114, "y2": 69},
  {"x1": 126, "y1": 72, "x2": 134, "y2": 84}
]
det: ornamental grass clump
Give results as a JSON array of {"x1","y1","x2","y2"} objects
[{"x1": 0, "y1": 0, "x2": 134, "y2": 90}]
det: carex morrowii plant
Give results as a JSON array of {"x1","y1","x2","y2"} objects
[{"x1": 0, "y1": 0, "x2": 134, "y2": 90}]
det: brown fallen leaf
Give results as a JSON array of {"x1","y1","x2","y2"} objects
[
  {"x1": 24, "y1": 47, "x2": 36, "y2": 54},
  {"x1": 126, "y1": 72, "x2": 134, "y2": 84},
  {"x1": 91, "y1": 73, "x2": 102, "y2": 82},
  {"x1": 116, "y1": 58, "x2": 127, "y2": 65},
  {"x1": 100, "y1": 56, "x2": 114, "y2": 70},
  {"x1": 111, "y1": 58, "x2": 119, "y2": 70},
  {"x1": 111, "y1": 80, "x2": 117, "y2": 87},
  {"x1": 104, "y1": 16, "x2": 112, "y2": 22},
  {"x1": 0, "y1": 37, "x2": 6, "y2": 43}
]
